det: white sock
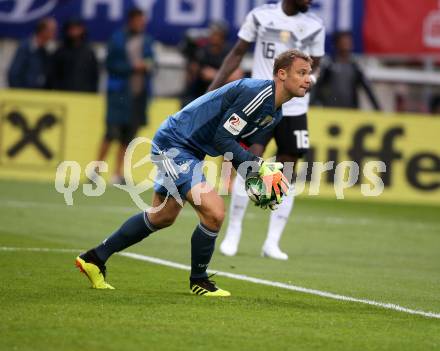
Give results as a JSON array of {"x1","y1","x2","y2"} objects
[
  {"x1": 264, "y1": 190, "x2": 295, "y2": 249},
  {"x1": 222, "y1": 175, "x2": 250, "y2": 246}
]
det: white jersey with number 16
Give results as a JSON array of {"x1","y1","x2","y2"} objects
[{"x1": 238, "y1": 2, "x2": 325, "y2": 116}]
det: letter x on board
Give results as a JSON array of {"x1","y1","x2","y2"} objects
[{"x1": 6, "y1": 111, "x2": 57, "y2": 160}]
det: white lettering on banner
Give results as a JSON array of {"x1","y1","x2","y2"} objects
[
  {"x1": 423, "y1": 4, "x2": 440, "y2": 48},
  {"x1": 163, "y1": 0, "x2": 288, "y2": 29},
  {"x1": 0, "y1": 0, "x2": 57, "y2": 23},
  {"x1": 210, "y1": 0, "x2": 224, "y2": 21},
  {"x1": 166, "y1": 0, "x2": 206, "y2": 25},
  {"x1": 230, "y1": 0, "x2": 342, "y2": 35},
  {"x1": 0, "y1": 0, "x2": 345, "y2": 38},
  {"x1": 133, "y1": 0, "x2": 157, "y2": 14},
  {"x1": 234, "y1": 0, "x2": 249, "y2": 28},
  {"x1": 82, "y1": 0, "x2": 123, "y2": 20},
  {"x1": 233, "y1": 0, "x2": 271, "y2": 28},
  {"x1": 314, "y1": 0, "x2": 334, "y2": 34},
  {"x1": 318, "y1": 0, "x2": 354, "y2": 33},
  {"x1": 337, "y1": 0, "x2": 352, "y2": 31}
]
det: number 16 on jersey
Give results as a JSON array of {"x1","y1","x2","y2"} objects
[
  {"x1": 261, "y1": 41, "x2": 275, "y2": 59},
  {"x1": 294, "y1": 130, "x2": 309, "y2": 149}
]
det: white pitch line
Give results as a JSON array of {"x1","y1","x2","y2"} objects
[{"x1": 1, "y1": 246, "x2": 439, "y2": 320}]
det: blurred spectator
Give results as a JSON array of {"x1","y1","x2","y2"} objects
[
  {"x1": 49, "y1": 19, "x2": 98, "y2": 92},
  {"x1": 7, "y1": 17, "x2": 57, "y2": 89},
  {"x1": 312, "y1": 31, "x2": 381, "y2": 110},
  {"x1": 181, "y1": 21, "x2": 243, "y2": 106},
  {"x1": 430, "y1": 95, "x2": 440, "y2": 115},
  {"x1": 95, "y1": 8, "x2": 155, "y2": 184}
]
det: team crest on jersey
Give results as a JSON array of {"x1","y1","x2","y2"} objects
[
  {"x1": 223, "y1": 113, "x2": 247, "y2": 135},
  {"x1": 280, "y1": 31, "x2": 291, "y2": 43},
  {"x1": 259, "y1": 115, "x2": 273, "y2": 126},
  {"x1": 179, "y1": 161, "x2": 191, "y2": 174}
]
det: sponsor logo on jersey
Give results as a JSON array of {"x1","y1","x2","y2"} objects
[
  {"x1": 230, "y1": 115, "x2": 240, "y2": 126},
  {"x1": 223, "y1": 113, "x2": 247, "y2": 135}
]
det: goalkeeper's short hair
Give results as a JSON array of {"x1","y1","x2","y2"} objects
[{"x1": 273, "y1": 49, "x2": 313, "y2": 76}]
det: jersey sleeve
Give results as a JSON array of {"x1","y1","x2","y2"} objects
[
  {"x1": 213, "y1": 82, "x2": 273, "y2": 177},
  {"x1": 237, "y1": 9, "x2": 258, "y2": 43},
  {"x1": 309, "y1": 26, "x2": 326, "y2": 57}
]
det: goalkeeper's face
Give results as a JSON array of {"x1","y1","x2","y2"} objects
[{"x1": 281, "y1": 59, "x2": 312, "y2": 98}]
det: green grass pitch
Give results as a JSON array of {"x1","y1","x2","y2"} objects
[{"x1": 0, "y1": 179, "x2": 439, "y2": 350}]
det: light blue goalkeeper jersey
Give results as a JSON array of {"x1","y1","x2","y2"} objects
[{"x1": 153, "y1": 78, "x2": 282, "y2": 167}]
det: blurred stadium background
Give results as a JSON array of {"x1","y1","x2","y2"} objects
[
  {"x1": 1, "y1": 0, "x2": 440, "y2": 108},
  {"x1": 0, "y1": 1, "x2": 439, "y2": 350},
  {"x1": 0, "y1": 0, "x2": 439, "y2": 202}
]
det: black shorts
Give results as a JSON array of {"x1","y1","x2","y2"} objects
[
  {"x1": 245, "y1": 113, "x2": 309, "y2": 157},
  {"x1": 104, "y1": 123, "x2": 139, "y2": 146}
]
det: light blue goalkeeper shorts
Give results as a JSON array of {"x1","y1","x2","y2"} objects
[{"x1": 151, "y1": 138, "x2": 206, "y2": 201}]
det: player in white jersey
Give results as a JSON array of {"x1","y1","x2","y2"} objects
[{"x1": 208, "y1": 0, "x2": 325, "y2": 260}]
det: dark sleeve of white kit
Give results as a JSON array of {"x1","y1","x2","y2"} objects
[{"x1": 213, "y1": 83, "x2": 273, "y2": 178}]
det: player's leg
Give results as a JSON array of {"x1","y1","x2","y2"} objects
[
  {"x1": 89, "y1": 124, "x2": 117, "y2": 186},
  {"x1": 261, "y1": 154, "x2": 297, "y2": 260},
  {"x1": 219, "y1": 171, "x2": 249, "y2": 256},
  {"x1": 76, "y1": 191, "x2": 182, "y2": 289},
  {"x1": 97, "y1": 139, "x2": 111, "y2": 163},
  {"x1": 113, "y1": 144, "x2": 126, "y2": 183},
  {"x1": 92, "y1": 191, "x2": 182, "y2": 262},
  {"x1": 112, "y1": 123, "x2": 138, "y2": 184},
  {"x1": 185, "y1": 183, "x2": 230, "y2": 296},
  {"x1": 262, "y1": 114, "x2": 308, "y2": 260},
  {"x1": 220, "y1": 136, "x2": 270, "y2": 256},
  {"x1": 98, "y1": 123, "x2": 117, "y2": 161},
  {"x1": 91, "y1": 124, "x2": 115, "y2": 180}
]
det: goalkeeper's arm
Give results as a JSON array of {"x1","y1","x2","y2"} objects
[
  {"x1": 213, "y1": 119, "x2": 289, "y2": 204},
  {"x1": 213, "y1": 127, "x2": 261, "y2": 178},
  {"x1": 213, "y1": 129, "x2": 289, "y2": 202}
]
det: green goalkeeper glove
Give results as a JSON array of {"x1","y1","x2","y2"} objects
[{"x1": 258, "y1": 161, "x2": 290, "y2": 205}]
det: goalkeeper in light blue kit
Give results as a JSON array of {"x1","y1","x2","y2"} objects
[{"x1": 76, "y1": 49, "x2": 312, "y2": 296}]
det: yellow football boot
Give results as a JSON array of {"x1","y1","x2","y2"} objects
[
  {"x1": 190, "y1": 276, "x2": 231, "y2": 297},
  {"x1": 75, "y1": 256, "x2": 115, "y2": 290}
]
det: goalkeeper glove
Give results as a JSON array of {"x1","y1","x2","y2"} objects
[{"x1": 258, "y1": 161, "x2": 290, "y2": 205}]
